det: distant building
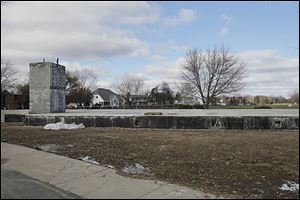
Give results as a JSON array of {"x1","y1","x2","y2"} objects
[
  {"x1": 130, "y1": 95, "x2": 149, "y2": 106},
  {"x1": 180, "y1": 96, "x2": 196, "y2": 105},
  {"x1": 92, "y1": 88, "x2": 124, "y2": 108},
  {"x1": 174, "y1": 96, "x2": 200, "y2": 105},
  {"x1": 255, "y1": 95, "x2": 273, "y2": 104},
  {"x1": 215, "y1": 95, "x2": 257, "y2": 106}
]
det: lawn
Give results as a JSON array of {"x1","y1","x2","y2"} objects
[{"x1": 210, "y1": 103, "x2": 299, "y2": 109}]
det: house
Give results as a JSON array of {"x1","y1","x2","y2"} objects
[
  {"x1": 130, "y1": 95, "x2": 149, "y2": 106},
  {"x1": 174, "y1": 96, "x2": 200, "y2": 105},
  {"x1": 254, "y1": 95, "x2": 273, "y2": 105},
  {"x1": 179, "y1": 96, "x2": 197, "y2": 105},
  {"x1": 92, "y1": 88, "x2": 124, "y2": 108}
]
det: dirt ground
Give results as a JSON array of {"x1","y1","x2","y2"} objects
[{"x1": 1, "y1": 123, "x2": 299, "y2": 199}]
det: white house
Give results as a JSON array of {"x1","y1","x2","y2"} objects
[
  {"x1": 92, "y1": 94, "x2": 105, "y2": 106},
  {"x1": 92, "y1": 88, "x2": 124, "y2": 108}
]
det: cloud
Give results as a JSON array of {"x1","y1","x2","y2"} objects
[
  {"x1": 162, "y1": 9, "x2": 196, "y2": 27},
  {"x1": 1, "y1": 1, "x2": 159, "y2": 81},
  {"x1": 219, "y1": 14, "x2": 232, "y2": 35},
  {"x1": 60, "y1": 61, "x2": 107, "y2": 77},
  {"x1": 1, "y1": 2, "x2": 156, "y2": 59},
  {"x1": 144, "y1": 57, "x2": 185, "y2": 79},
  {"x1": 143, "y1": 50, "x2": 299, "y2": 97},
  {"x1": 179, "y1": 9, "x2": 197, "y2": 23},
  {"x1": 239, "y1": 50, "x2": 299, "y2": 96},
  {"x1": 239, "y1": 50, "x2": 298, "y2": 73},
  {"x1": 219, "y1": 27, "x2": 229, "y2": 35},
  {"x1": 221, "y1": 14, "x2": 232, "y2": 22},
  {"x1": 149, "y1": 55, "x2": 169, "y2": 63},
  {"x1": 95, "y1": 80, "x2": 112, "y2": 91}
]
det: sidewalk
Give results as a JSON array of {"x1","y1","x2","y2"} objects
[
  {"x1": 1, "y1": 142, "x2": 220, "y2": 199},
  {"x1": 1, "y1": 168, "x2": 82, "y2": 199}
]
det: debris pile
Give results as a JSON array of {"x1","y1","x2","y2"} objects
[
  {"x1": 44, "y1": 122, "x2": 85, "y2": 130},
  {"x1": 122, "y1": 163, "x2": 154, "y2": 176},
  {"x1": 279, "y1": 181, "x2": 299, "y2": 192}
]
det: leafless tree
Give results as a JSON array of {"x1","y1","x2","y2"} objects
[
  {"x1": 73, "y1": 70, "x2": 97, "y2": 91},
  {"x1": 289, "y1": 89, "x2": 299, "y2": 104},
  {"x1": 1, "y1": 57, "x2": 18, "y2": 109},
  {"x1": 65, "y1": 70, "x2": 96, "y2": 106},
  {"x1": 1, "y1": 57, "x2": 18, "y2": 93},
  {"x1": 113, "y1": 73, "x2": 145, "y2": 105},
  {"x1": 179, "y1": 46, "x2": 247, "y2": 108}
]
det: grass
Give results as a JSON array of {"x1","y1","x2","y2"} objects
[
  {"x1": 209, "y1": 103, "x2": 299, "y2": 109},
  {"x1": 1, "y1": 124, "x2": 299, "y2": 199}
]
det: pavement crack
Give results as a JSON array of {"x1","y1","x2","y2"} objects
[{"x1": 48, "y1": 158, "x2": 71, "y2": 183}]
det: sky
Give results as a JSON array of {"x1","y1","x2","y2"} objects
[{"x1": 1, "y1": 1, "x2": 299, "y2": 97}]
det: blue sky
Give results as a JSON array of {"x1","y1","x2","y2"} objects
[{"x1": 1, "y1": 1, "x2": 299, "y2": 97}]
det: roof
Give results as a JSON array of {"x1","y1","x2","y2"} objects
[{"x1": 92, "y1": 88, "x2": 122, "y2": 102}]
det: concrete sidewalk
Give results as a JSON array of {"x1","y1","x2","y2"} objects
[
  {"x1": 1, "y1": 142, "x2": 220, "y2": 199},
  {"x1": 1, "y1": 168, "x2": 83, "y2": 199}
]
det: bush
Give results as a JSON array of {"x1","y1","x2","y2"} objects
[
  {"x1": 254, "y1": 106, "x2": 272, "y2": 109},
  {"x1": 177, "y1": 104, "x2": 193, "y2": 109},
  {"x1": 92, "y1": 103, "x2": 102, "y2": 109},
  {"x1": 177, "y1": 104, "x2": 204, "y2": 109},
  {"x1": 193, "y1": 104, "x2": 204, "y2": 109}
]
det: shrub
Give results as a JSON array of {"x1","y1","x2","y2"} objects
[
  {"x1": 193, "y1": 104, "x2": 204, "y2": 109},
  {"x1": 177, "y1": 104, "x2": 205, "y2": 109},
  {"x1": 177, "y1": 104, "x2": 193, "y2": 109},
  {"x1": 254, "y1": 106, "x2": 272, "y2": 109}
]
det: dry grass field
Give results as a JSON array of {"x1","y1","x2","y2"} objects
[{"x1": 1, "y1": 123, "x2": 299, "y2": 199}]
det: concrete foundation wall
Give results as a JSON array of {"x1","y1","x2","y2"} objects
[
  {"x1": 4, "y1": 114, "x2": 299, "y2": 130},
  {"x1": 49, "y1": 63, "x2": 65, "y2": 113},
  {"x1": 50, "y1": 90, "x2": 65, "y2": 113},
  {"x1": 29, "y1": 63, "x2": 51, "y2": 114},
  {"x1": 29, "y1": 62, "x2": 65, "y2": 114}
]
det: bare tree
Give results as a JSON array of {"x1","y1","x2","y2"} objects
[
  {"x1": 1, "y1": 57, "x2": 18, "y2": 109},
  {"x1": 1, "y1": 57, "x2": 17, "y2": 93},
  {"x1": 66, "y1": 70, "x2": 96, "y2": 106},
  {"x1": 150, "y1": 81, "x2": 174, "y2": 105},
  {"x1": 113, "y1": 73, "x2": 145, "y2": 105},
  {"x1": 289, "y1": 89, "x2": 299, "y2": 104},
  {"x1": 74, "y1": 70, "x2": 97, "y2": 91},
  {"x1": 179, "y1": 46, "x2": 247, "y2": 108},
  {"x1": 65, "y1": 71, "x2": 80, "y2": 92}
]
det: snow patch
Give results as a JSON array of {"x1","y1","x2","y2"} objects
[
  {"x1": 80, "y1": 156, "x2": 99, "y2": 165},
  {"x1": 279, "y1": 181, "x2": 299, "y2": 192},
  {"x1": 122, "y1": 163, "x2": 154, "y2": 176},
  {"x1": 44, "y1": 122, "x2": 85, "y2": 130}
]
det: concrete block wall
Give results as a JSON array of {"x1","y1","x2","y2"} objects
[
  {"x1": 29, "y1": 62, "x2": 66, "y2": 114},
  {"x1": 4, "y1": 114, "x2": 298, "y2": 130}
]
